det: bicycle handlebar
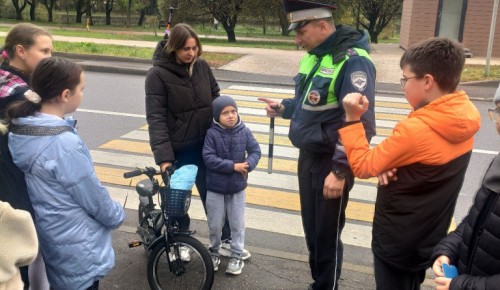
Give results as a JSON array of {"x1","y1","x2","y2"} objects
[
  {"x1": 123, "y1": 167, "x2": 158, "y2": 179},
  {"x1": 123, "y1": 166, "x2": 175, "y2": 181}
]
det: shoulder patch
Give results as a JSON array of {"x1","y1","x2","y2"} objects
[{"x1": 351, "y1": 71, "x2": 368, "y2": 92}]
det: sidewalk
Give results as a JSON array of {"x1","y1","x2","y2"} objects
[{"x1": 2, "y1": 29, "x2": 499, "y2": 89}]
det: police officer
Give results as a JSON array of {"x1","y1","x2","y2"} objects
[{"x1": 259, "y1": 0, "x2": 376, "y2": 289}]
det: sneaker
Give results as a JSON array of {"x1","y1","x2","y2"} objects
[
  {"x1": 225, "y1": 258, "x2": 244, "y2": 275},
  {"x1": 179, "y1": 246, "x2": 190, "y2": 262},
  {"x1": 211, "y1": 256, "x2": 220, "y2": 271},
  {"x1": 219, "y1": 242, "x2": 251, "y2": 261}
]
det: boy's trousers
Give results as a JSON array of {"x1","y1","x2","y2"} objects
[
  {"x1": 298, "y1": 149, "x2": 353, "y2": 290},
  {"x1": 206, "y1": 190, "x2": 245, "y2": 258}
]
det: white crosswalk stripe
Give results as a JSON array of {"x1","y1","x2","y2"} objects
[{"x1": 93, "y1": 85, "x2": 494, "y2": 250}]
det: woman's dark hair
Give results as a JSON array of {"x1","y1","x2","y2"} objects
[
  {"x1": 164, "y1": 23, "x2": 203, "y2": 61},
  {"x1": 0, "y1": 23, "x2": 51, "y2": 65},
  {"x1": 6, "y1": 57, "x2": 83, "y2": 121}
]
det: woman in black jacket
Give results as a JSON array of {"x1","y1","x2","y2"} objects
[
  {"x1": 431, "y1": 85, "x2": 500, "y2": 290},
  {"x1": 145, "y1": 23, "x2": 219, "y2": 233}
]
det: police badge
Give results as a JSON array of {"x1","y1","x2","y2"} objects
[{"x1": 351, "y1": 71, "x2": 368, "y2": 92}]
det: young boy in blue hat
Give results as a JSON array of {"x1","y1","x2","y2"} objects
[{"x1": 202, "y1": 95, "x2": 261, "y2": 275}]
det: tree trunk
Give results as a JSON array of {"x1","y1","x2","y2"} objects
[
  {"x1": 369, "y1": 30, "x2": 379, "y2": 43},
  {"x1": 29, "y1": 0, "x2": 35, "y2": 21},
  {"x1": 11, "y1": 0, "x2": 26, "y2": 20},
  {"x1": 76, "y1": 0, "x2": 84, "y2": 23},
  {"x1": 226, "y1": 29, "x2": 236, "y2": 42},
  {"x1": 47, "y1": 7, "x2": 53, "y2": 22},
  {"x1": 86, "y1": 0, "x2": 93, "y2": 26},
  {"x1": 138, "y1": 9, "x2": 145, "y2": 26},
  {"x1": 127, "y1": 0, "x2": 132, "y2": 28},
  {"x1": 106, "y1": 5, "x2": 112, "y2": 25}
]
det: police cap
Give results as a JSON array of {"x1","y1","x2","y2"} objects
[{"x1": 282, "y1": 0, "x2": 336, "y2": 31}]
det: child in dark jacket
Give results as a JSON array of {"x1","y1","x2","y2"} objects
[
  {"x1": 431, "y1": 83, "x2": 500, "y2": 290},
  {"x1": 202, "y1": 95, "x2": 261, "y2": 275}
]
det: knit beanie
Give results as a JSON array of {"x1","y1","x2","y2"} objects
[
  {"x1": 494, "y1": 82, "x2": 500, "y2": 105},
  {"x1": 213, "y1": 95, "x2": 238, "y2": 122}
]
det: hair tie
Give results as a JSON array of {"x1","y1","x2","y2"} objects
[
  {"x1": 24, "y1": 90, "x2": 41, "y2": 104},
  {"x1": 1, "y1": 50, "x2": 8, "y2": 60}
]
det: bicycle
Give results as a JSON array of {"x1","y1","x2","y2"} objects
[{"x1": 124, "y1": 166, "x2": 214, "y2": 290}]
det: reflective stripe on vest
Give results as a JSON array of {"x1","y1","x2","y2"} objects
[{"x1": 297, "y1": 48, "x2": 372, "y2": 112}]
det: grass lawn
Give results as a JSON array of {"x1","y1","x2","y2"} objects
[{"x1": 0, "y1": 36, "x2": 242, "y2": 68}]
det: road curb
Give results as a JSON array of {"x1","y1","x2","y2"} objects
[{"x1": 57, "y1": 52, "x2": 495, "y2": 100}]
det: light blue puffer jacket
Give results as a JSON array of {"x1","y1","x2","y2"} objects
[{"x1": 8, "y1": 113, "x2": 125, "y2": 290}]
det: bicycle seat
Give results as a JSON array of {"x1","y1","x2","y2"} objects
[{"x1": 136, "y1": 179, "x2": 156, "y2": 197}]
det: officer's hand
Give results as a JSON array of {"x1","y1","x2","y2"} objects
[
  {"x1": 323, "y1": 172, "x2": 346, "y2": 199},
  {"x1": 377, "y1": 168, "x2": 398, "y2": 186},
  {"x1": 343, "y1": 93, "x2": 369, "y2": 122},
  {"x1": 258, "y1": 97, "x2": 284, "y2": 117}
]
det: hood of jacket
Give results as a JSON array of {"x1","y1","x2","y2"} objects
[
  {"x1": 152, "y1": 39, "x2": 194, "y2": 78},
  {"x1": 483, "y1": 153, "x2": 500, "y2": 193},
  {"x1": 310, "y1": 25, "x2": 371, "y2": 61},
  {"x1": 8, "y1": 114, "x2": 76, "y2": 173},
  {"x1": 410, "y1": 91, "x2": 480, "y2": 144},
  {"x1": 211, "y1": 116, "x2": 244, "y2": 133}
]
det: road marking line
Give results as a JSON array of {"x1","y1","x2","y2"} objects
[
  {"x1": 77, "y1": 108, "x2": 145, "y2": 118},
  {"x1": 108, "y1": 185, "x2": 374, "y2": 248}
]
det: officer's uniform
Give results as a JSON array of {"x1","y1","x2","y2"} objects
[{"x1": 281, "y1": 1, "x2": 376, "y2": 289}]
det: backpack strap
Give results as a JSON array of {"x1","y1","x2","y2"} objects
[{"x1": 9, "y1": 124, "x2": 73, "y2": 136}]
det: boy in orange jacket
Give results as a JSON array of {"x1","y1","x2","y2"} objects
[{"x1": 338, "y1": 37, "x2": 481, "y2": 290}]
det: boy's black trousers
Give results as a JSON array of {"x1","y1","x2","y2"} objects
[{"x1": 298, "y1": 150, "x2": 354, "y2": 290}]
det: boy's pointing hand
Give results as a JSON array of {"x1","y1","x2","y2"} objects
[{"x1": 343, "y1": 92, "x2": 369, "y2": 122}]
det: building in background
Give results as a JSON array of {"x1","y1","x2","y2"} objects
[{"x1": 400, "y1": 0, "x2": 500, "y2": 57}]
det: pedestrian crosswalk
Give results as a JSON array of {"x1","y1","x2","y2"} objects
[{"x1": 91, "y1": 85, "x2": 416, "y2": 249}]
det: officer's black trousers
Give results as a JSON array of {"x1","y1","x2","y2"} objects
[{"x1": 298, "y1": 150, "x2": 353, "y2": 290}]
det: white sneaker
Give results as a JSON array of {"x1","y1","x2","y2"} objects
[
  {"x1": 226, "y1": 258, "x2": 244, "y2": 275},
  {"x1": 211, "y1": 256, "x2": 220, "y2": 271},
  {"x1": 219, "y1": 242, "x2": 251, "y2": 260},
  {"x1": 179, "y1": 246, "x2": 190, "y2": 262}
]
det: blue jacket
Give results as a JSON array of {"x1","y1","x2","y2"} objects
[
  {"x1": 8, "y1": 113, "x2": 125, "y2": 290},
  {"x1": 203, "y1": 119, "x2": 261, "y2": 194}
]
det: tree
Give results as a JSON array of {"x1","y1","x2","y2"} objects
[
  {"x1": 105, "y1": 0, "x2": 115, "y2": 25},
  {"x1": 352, "y1": 0, "x2": 402, "y2": 43},
  {"x1": 271, "y1": 0, "x2": 289, "y2": 36},
  {"x1": 85, "y1": 0, "x2": 94, "y2": 26},
  {"x1": 11, "y1": 0, "x2": 28, "y2": 20},
  {"x1": 41, "y1": 0, "x2": 57, "y2": 22},
  {"x1": 27, "y1": 0, "x2": 36, "y2": 21},
  {"x1": 201, "y1": 0, "x2": 244, "y2": 42},
  {"x1": 76, "y1": 0, "x2": 86, "y2": 23}
]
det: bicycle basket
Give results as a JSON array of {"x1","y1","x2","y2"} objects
[{"x1": 160, "y1": 188, "x2": 192, "y2": 217}]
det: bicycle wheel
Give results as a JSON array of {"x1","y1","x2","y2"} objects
[{"x1": 147, "y1": 235, "x2": 214, "y2": 290}]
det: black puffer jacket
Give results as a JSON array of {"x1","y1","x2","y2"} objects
[
  {"x1": 432, "y1": 153, "x2": 500, "y2": 290},
  {"x1": 145, "y1": 40, "x2": 220, "y2": 164}
]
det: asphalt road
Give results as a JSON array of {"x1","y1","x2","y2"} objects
[{"x1": 73, "y1": 71, "x2": 497, "y2": 290}]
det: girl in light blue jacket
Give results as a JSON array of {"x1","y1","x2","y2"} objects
[{"x1": 5, "y1": 57, "x2": 125, "y2": 290}]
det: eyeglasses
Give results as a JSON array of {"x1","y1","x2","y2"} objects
[
  {"x1": 400, "y1": 76, "x2": 419, "y2": 89},
  {"x1": 488, "y1": 107, "x2": 500, "y2": 123}
]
